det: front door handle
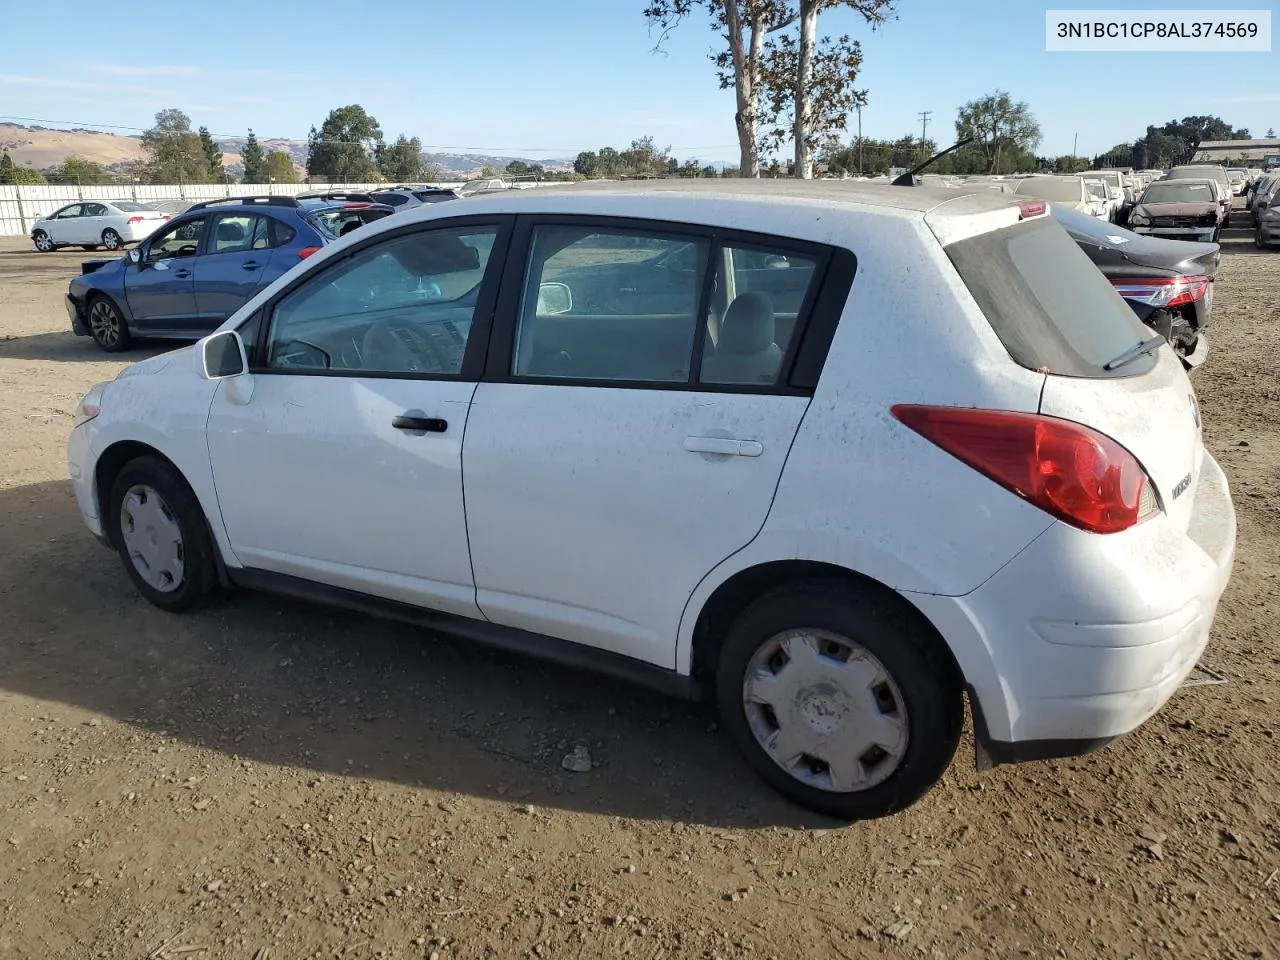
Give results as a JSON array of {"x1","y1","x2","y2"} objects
[
  {"x1": 684, "y1": 436, "x2": 763, "y2": 457},
  {"x1": 241, "y1": 261, "x2": 261, "y2": 270},
  {"x1": 173, "y1": 268, "x2": 191, "y2": 279},
  {"x1": 392, "y1": 414, "x2": 448, "y2": 433}
]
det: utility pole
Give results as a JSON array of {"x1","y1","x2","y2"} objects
[
  {"x1": 1073, "y1": 132, "x2": 1078, "y2": 158},
  {"x1": 856, "y1": 103, "x2": 863, "y2": 177},
  {"x1": 918, "y1": 111, "x2": 932, "y2": 148}
]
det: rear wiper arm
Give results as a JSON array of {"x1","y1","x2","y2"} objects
[{"x1": 1104, "y1": 334, "x2": 1166, "y2": 371}]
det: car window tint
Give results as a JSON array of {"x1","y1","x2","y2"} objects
[
  {"x1": 84, "y1": 203, "x2": 108, "y2": 216},
  {"x1": 252, "y1": 216, "x2": 295, "y2": 249},
  {"x1": 210, "y1": 215, "x2": 258, "y2": 255},
  {"x1": 57, "y1": 205, "x2": 83, "y2": 219},
  {"x1": 699, "y1": 243, "x2": 818, "y2": 387},
  {"x1": 145, "y1": 217, "x2": 206, "y2": 261},
  {"x1": 264, "y1": 227, "x2": 496, "y2": 376},
  {"x1": 512, "y1": 226, "x2": 709, "y2": 382},
  {"x1": 947, "y1": 217, "x2": 1154, "y2": 378}
]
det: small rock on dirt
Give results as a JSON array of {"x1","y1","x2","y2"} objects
[
  {"x1": 1138, "y1": 828, "x2": 1167, "y2": 844},
  {"x1": 561, "y1": 746, "x2": 592, "y2": 773},
  {"x1": 882, "y1": 920, "x2": 914, "y2": 941}
]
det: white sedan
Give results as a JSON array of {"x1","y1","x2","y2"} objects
[
  {"x1": 31, "y1": 201, "x2": 169, "y2": 253},
  {"x1": 66, "y1": 181, "x2": 1236, "y2": 819}
]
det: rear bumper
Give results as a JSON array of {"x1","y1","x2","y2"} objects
[{"x1": 908, "y1": 452, "x2": 1236, "y2": 764}]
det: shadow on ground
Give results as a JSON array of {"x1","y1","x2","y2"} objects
[
  {"x1": 0, "y1": 479, "x2": 821, "y2": 829},
  {"x1": 0, "y1": 329, "x2": 174, "y2": 363}
]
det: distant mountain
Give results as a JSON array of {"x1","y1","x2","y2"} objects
[{"x1": 1, "y1": 123, "x2": 571, "y2": 181}]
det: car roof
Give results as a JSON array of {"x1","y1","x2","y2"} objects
[{"x1": 438, "y1": 178, "x2": 1022, "y2": 216}]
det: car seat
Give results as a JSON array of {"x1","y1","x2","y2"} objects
[{"x1": 700, "y1": 291, "x2": 781, "y2": 385}]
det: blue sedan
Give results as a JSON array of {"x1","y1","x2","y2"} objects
[{"x1": 66, "y1": 194, "x2": 393, "y2": 351}]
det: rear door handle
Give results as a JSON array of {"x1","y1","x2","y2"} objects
[
  {"x1": 392, "y1": 414, "x2": 448, "y2": 433},
  {"x1": 684, "y1": 436, "x2": 763, "y2": 457},
  {"x1": 241, "y1": 261, "x2": 260, "y2": 270}
]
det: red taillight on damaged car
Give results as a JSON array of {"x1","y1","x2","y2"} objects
[
  {"x1": 1109, "y1": 276, "x2": 1209, "y2": 309},
  {"x1": 126, "y1": 216, "x2": 146, "y2": 224},
  {"x1": 297, "y1": 246, "x2": 322, "y2": 260},
  {"x1": 891, "y1": 405, "x2": 1159, "y2": 533}
]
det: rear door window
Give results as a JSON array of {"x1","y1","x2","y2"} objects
[{"x1": 946, "y1": 218, "x2": 1156, "y2": 378}]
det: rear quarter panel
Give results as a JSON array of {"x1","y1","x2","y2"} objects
[{"x1": 676, "y1": 213, "x2": 1054, "y2": 673}]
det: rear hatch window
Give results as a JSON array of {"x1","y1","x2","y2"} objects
[{"x1": 945, "y1": 217, "x2": 1156, "y2": 378}]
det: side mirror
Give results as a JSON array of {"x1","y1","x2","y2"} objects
[
  {"x1": 199, "y1": 330, "x2": 248, "y2": 380},
  {"x1": 128, "y1": 248, "x2": 141, "y2": 264},
  {"x1": 536, "y1": 281, "x2": 573, "y2": 315}
]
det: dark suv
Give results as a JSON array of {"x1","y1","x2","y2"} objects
[{"x1": 66, "y1": 194, "x2": 393, "y2": 351}]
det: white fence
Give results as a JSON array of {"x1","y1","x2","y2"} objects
[{"x1": 0, "y1": 182, "x2": 469, "y2": 237}]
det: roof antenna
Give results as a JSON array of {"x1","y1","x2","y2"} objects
[{"x1": 892, "y1": 137, "x2": 975, "y2": 186}]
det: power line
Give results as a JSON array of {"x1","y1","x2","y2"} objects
[{"x1": 0, "y1": 114, "x2": 740, "y2": 155}]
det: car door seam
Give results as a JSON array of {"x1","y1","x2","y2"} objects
[
  {"x1": 672, "y1": 394, "x2": 814, "y2": 672},
  {"x1": 457, "y1": 382, "x2": 490, "y2": 622}
]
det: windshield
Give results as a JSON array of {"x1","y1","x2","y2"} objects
[
  {"x1": 1167, "y1": 166, "x2": 1226, "y2": 182},
  {"x1": 1085, "y1": 182, "x2": 1106, "y2": 199},
  {"x1": 1012, "y1": 178, "x2": 1081, "y2": 202},
  {"x1": 306, "y1": 208, "x2": 391, "y2": 239},
  {"x1": 945, "y1": 217, "x2": 1154, "y2": 378},
  {"x1": 1141, "y1": 182, "x2": 1216, "y2": 204},
  {"x1": 113, "y1": 201, "x2": 155, "y2": 213}
]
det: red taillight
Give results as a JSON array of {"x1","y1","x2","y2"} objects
[
  {"x1": 1017, "y1": 200, "x2": 1046, "y2": 219},
  {"x1": 297, "y1": 246, "x2": 321, "y2": 260},
  {"x1": 163, "y1": 214, "x2": 172, "y2": 220},
  {"x1": 1110, "y1": 276, "x2": 1209, "y2": 309},
  {"x1": 341, "y1": 202, "x2": 371, "y2": 209},
  {"x1": 891, "y1": 405, "x2": 1158, "y2": 534},
  {"x1": 126, "y1": 216, "x2": 145, "y2": 224}
]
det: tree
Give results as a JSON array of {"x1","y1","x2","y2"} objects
[
  {"x1": 49, "y1": 155, "x2": 111, "y2": 184},
  {"x1": 646, "y1": 1, "x2": 892, "y2": 177},
  {"x1": 262, "y1": 150, "x2": 299, "y2": 183},
  {"x1": 199, "y1": 126, "x2": 224, "y2": 181},
  {"x1": 377, "y1": 135, "x2": 429, "y2": 181},
  {"x1": 573, "y1": 150, "x2": 600, "y2": 177},
  {"x1": 621, "y1": 136, "x2": 674, "y2": 177},
  {"x1": 789, "y1": 0, "x2": 892, "y2": 177},
  {"x1": 307, "y1": 105, "x2": 383, "y2": 182},
  {"x1": 1053, "y1": 154, "x2": 1089, "y2": 174},
  {"x1": 1269, "y1": 127, "x2": 1277, "y2": 138},
  {"x1": 141, "y1": 108, "x2": 212, "y2": 183},
  {"x1": 504, "y1": 159, "x2": 546, "y2": 179},
  {"x1": 0, "y1": 150, "x2": 47, "y2": 185},
  {"x1": 955, "y1": 91, "x2": 1042, "y2": 174},
  {"x1": 240, "y1": 129, "x2": 266, "y2": 183}
]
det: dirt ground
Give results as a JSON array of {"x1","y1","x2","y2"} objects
[{"x1": 0, "y1": 220, "x2": 1276, "y2": 960}]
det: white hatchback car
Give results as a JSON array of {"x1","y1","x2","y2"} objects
[
  {"x1": 67, "y1": 182, "x2": 1236, "y2": 819},
  {"x1": 31, "y1": 200, "x2": 170, "y2": 252}
]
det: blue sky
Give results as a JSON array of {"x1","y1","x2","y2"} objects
[{"x1": 0, "y1": 0, "x2": 1274, "y2": 162}]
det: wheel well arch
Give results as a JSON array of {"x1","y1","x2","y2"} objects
[
  {"x1": 94, "y1": 440, "x2": 231, "y2": 586},
  {"x1": 689, "y1": 559, "x2": 965, "y2": 691},
  {"x1": 94, "y1": 441, "x2": 176, "y2": 538}
]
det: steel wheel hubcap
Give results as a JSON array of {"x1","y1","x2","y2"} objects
[
  {"x1": 90, "y1": 302, "x2": 120, "y2": 346},
  {"x1": 742, "y1": 629, "x2": 908, "y2": 793},
  {"x1": 119, "y1": 485, "x2": 184, "y2": 593}
]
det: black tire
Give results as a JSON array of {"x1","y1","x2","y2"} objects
[
  {"x1": 107, "y1": 456, "x2": 220, "y2": 613},
  {"x1": 87, "y1": 295, "x2": 132, "y2": 352},
  {"x1": 714, "y1": 582, "x2": 963, "y2": 820},
  {"x1": 1256, "y1": 228, "x2": 1268, "y2": 250},
  {"x1": 32, "y1": 230, "x2": 54, "y2": 253},
  {"x1": 101, "y1": 228, "x2": 123, "y2": 251},
  {"x1": 81, "y1": 245, "x2": 99, "y2": 251}
]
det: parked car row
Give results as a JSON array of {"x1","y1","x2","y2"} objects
[
  {"x1": 905, "y1": 170, "x2": 1222, "y2": 368},
  {"x1": 66, "y1": 179, "x2": 1236, "y2": 819}
]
